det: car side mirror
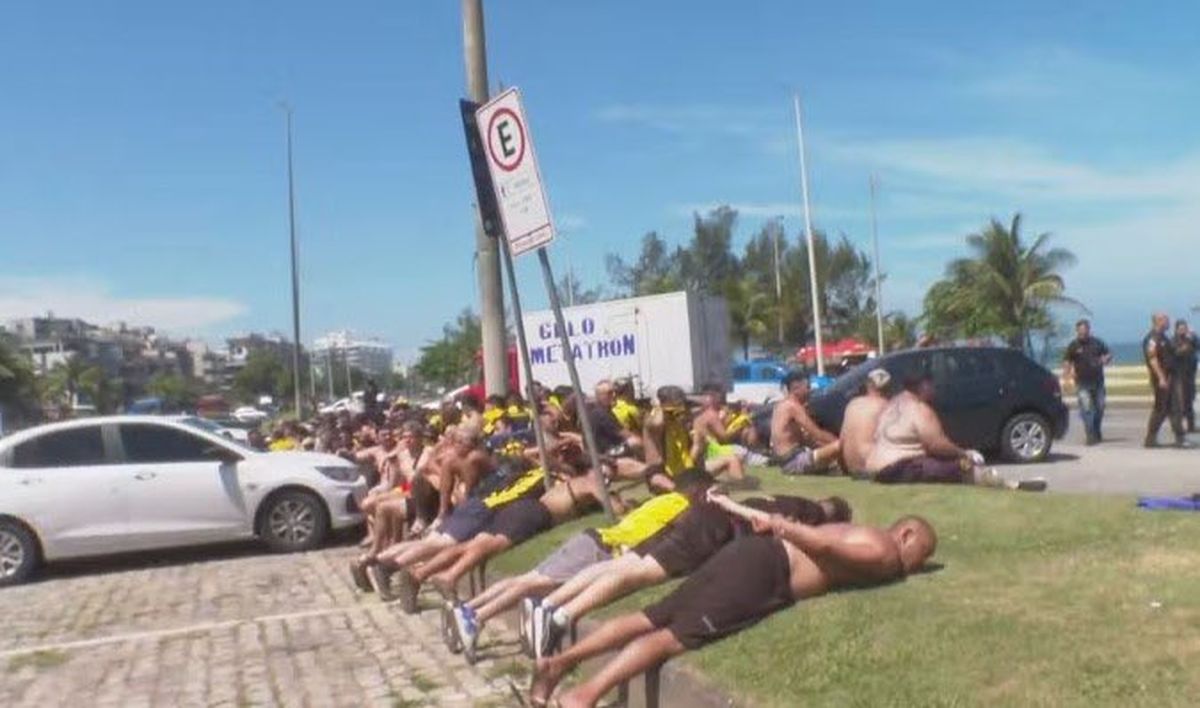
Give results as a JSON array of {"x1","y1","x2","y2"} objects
[{"x1": 203, "y1": 446, "x2": 243, "y2": 465}]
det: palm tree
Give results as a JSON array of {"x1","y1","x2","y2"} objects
[
  {"x1": 726, "y1": 275, "x2": 773, "y2": 359},
  {"x1": 43, "y1": 355, "x2": 91, "y2": 412},
  {"x1": 0, "y1": 338, "x2": 39, "y2": 422},
  {"x1": 942, "y1": 213, "x2": 1082, "y2": 351}
]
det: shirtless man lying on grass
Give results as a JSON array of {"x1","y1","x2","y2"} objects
[
  {"x1": 529, "y1": 503, "x2": 937, "y2": 708},
  {"x1": 526, "y1": 486, "x2": 852, "y2": 659},
  {"x1": 444, "y1": 469, "x2": 713, "y2": 658}
]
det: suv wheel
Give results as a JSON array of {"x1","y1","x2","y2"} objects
[
  {"x1": 259, "y1": 491, "x2": 329, "y2": 553},
  {"x1": 0, "y1": 521, "x2": 39, "y2": 587},
  {"x1": 1001, "y1": 412, "x2": 1051, "y2": 463}
]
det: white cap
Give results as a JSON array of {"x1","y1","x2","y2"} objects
[{"x1": 866, "y1": 368, "x2": 891, "y2": 388}]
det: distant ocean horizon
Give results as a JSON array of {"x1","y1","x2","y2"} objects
[{"x1": 1108, "y1": 341, "x2": 1146, "y2": 366}]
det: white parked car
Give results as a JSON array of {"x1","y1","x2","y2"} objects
[
  {"x1": 171, "y1": 415, "x2": 251, "y2": 444},
  {"x1": 232, "y1": 406, "x2": 269, "y2": 424},
  {"x1": 0, "y1": 415, "x2": 367, "y2": 587}
]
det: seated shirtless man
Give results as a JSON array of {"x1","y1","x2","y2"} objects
[
  {"x1": 368, "y1": 425, "x2": 499, "y2": 592},
  {"x1": 445, "y1": 469, "x2": 714, "y2": 657},
  {"x1": 530, "y1": 505, "x2": 937, "y2": 708},
  {"x1": 412, "y1": 455, "x2": 615, "y2": 619},
  {"x1": 691, "y1": 383, "x2": 749, "y2": 485},
  {"x1": 350, "y1": 422, "x2": 434, "y2": 590},
  {"x1": 770, "y1": 370, "x2": 840, "y2": 475},
  {"x1": 529, "y1": 485, "x2": 851, "y2": 659},
  {"x1": 840, "y1": 368, "x2": 893, "y2": 476},
  {"x1": 865, "y1": 374, "x2": 1046, "y2": 491}
]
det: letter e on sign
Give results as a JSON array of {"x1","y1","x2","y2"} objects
[{"x1": 475, "y1": 88, "x2": 556, "y2": 257}]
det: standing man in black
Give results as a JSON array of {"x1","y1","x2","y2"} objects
[
  {"x1": 1062, "y1": 319, "x2": 1112, "y2": 445},
  {"x1": 1144, "y1": 313, "x2": 1188, "y2": 448},
  {"x1": 1174, "y1": 319, "x2": 1198, "y2": 433}
]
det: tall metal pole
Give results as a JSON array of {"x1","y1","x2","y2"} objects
[
  {"x1": 869, "y1": 174, "x2": 885, "y2": 356},
  {"x1": 772, "y1": 218, "x2": 784, "y2": 345},
  {"x1": 537, "y1": 248, "x2": 617, "y2": 522},
  {"x1": 793, "y1": 94, "x2": 825, "y2": 376},
  {"x1": 463, "y1": 0, "x2": 508, "y2": 397},
  {"x1": 283, "y1": 104, "x2": 304, "y2": 417},
  {"x1": 500, "y1": 244, "x2": 552, "y2": 489},
  {"x1": 343, "y1": 344, "x2": 352, "y2": 397},
  {"x1": 326, "y1": 348, "x2": 334, "y2": 400}
]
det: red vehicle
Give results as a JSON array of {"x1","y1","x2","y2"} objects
[{"x1": 464, "y1": 347, "x2": 521, "y2": 404}]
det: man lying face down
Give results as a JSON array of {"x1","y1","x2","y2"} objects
[{"x1": 529, "y1": 501, "x2": 936, "y2": 708}]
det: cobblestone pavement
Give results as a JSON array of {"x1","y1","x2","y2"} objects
[{"x1": 0, "y1": 541, "x2": 529, "y2": 707}]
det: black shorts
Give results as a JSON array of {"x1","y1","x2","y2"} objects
[
  {"x1": 643, "y1": 534, "x2": 794, "y2": 650},
  {"x1": 875, "y1": 456, "x2": 968, "y2": 485},
  {"x1": 440, "y1": 498, "x2": 495, "y2": 542},
  {"x1": 636, "y1": 502, "x2": 734, "y2": 577},
  {"x1": 485, "y1": 499, "x2": 553, "y2": 545}
]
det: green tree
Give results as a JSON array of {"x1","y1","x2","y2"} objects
[
  {"x1": 555, "y1": 273, "x2": 605, "y2": 306},
  {"x1": 233, "y1": 350, "x2": 290, "y2": 403},
  {"x1": 146, "y1": 373, "x2": 201, "y2": 412},
  {"x1": 725, "y1": 275, "x2": 773, "y2": 359},
  {"x1": 0, "y1": 337, "x2": 39, "y2": 424},
  {"x1": 922, "y1": 214, "x2": 1080, "y2": 351},
  {"x1": 78, "y1": 366, "x2": 122, "y2": 414},
  {"x1": 414, "y1": 309, "x2": 482, "y2": 390},
  {"x1": 42, "y1": 355, "x2": 91, "y2": 411},
  {"x1": 605, "y1": 232, "x2": 684, "y2": 296}
]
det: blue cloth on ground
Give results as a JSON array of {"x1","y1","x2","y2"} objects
[{"x1": 1137, "y1": 496, "x2": 1200, "y2": 511}]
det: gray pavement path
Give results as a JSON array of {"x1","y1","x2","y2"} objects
[
  {"x1": 0, "y1": 542, "x2": 525, "y2": 707},
  {"x1": 994, "y1": 405, "x2": 1200, "y2": 496}
]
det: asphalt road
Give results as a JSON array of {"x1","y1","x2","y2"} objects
[{"x1": 994, "y1": 404, "x2": 1200, "y2": 496}]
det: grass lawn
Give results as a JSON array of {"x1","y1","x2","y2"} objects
[{"x1": 488, "y1": 469, "x2": 1200, "y2": 707}]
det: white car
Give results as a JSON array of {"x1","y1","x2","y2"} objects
[
  {"x1": 0, "y1": 415, "x2": 367, "y2": 587},
  {"x1": 171, "y1": 415, "x2": 251, "y2": 444},
  {"x1": 232, "y1": 406, "x2": 269, "y2": 424}
]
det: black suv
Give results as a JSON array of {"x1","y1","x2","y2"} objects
[{"x1": 803, "y1": 346, "x2": 1068, "y2": 463}]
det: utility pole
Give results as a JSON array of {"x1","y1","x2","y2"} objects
[
  {"x1": 282, "y1": 103, "x2": 304, "y2": 418},
  {"x1": 869, "y1": 174, "x2": 885, "y2": 356},
  {"x1": 463, "y1": 0, "x2": 508, "y2": 397},
  {"x1": 793, "y1": 94, "x2": 825, "y2": 375},
  {"x1": 772, "y1": 218, "x2": 784, "y2": 345}
]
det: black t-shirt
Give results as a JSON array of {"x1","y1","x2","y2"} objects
[
  {"x1": 1144, "y1": 331, "x2": 1175, "y2": 380},
  {"x1": 1175, "y1": 333, "x2": 1199, "y2": 372},
  {"x1": 588, "y1": 404, "x2": 627, "y2": 452},
  {"x1": 1064, "y1": 336, "x2": 1110, "y2": 386}
]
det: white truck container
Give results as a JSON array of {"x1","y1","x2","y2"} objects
[{"x1": 519, "y1": 291, "x2": 730, "y2": 397}]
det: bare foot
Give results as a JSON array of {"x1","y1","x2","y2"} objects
[{"x1": 529, "y1": 657, "x2": 566, "y2": 707}]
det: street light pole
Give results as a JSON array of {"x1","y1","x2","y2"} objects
[
  {"x1": 463, "y1": 0, "x2": 508, "y2": 397},
  {"x1": 793, "y1": 93, "x2": 825, "y2": 376},
  {"x1": 282, "y1": 103, "x2": 304, "y2": 418},
  {"x1": 772, "y1": 218, "x2": 784, "y2": 345},
  {"x1": 869, "y1": 174, "x2": 885, "y2": 355}
]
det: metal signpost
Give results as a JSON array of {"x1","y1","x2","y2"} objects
[{"x1": 464, "y1": 87, "x2": 615, "y2": 521}]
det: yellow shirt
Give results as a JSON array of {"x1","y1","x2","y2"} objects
[
  {"x1": 482, "y1": 468, "x2": 546, "y2": 509},
  {"x1": 612, "y1": 399, "x2": 643, "y2": 433},
  {"x1": 268, "y1": 437, "x2": 298, "y2": 452},
  {"x1": 725, "y1": 411, "x2": 751, "y2": 436},
  {"x1": 663, "y1": 416, "x2": 694, "y2": 476},
  {"x1": 595, "y1": 492, "x2": 689, "y2": 552},
  {"x1": 482, "y1": 407, "x2": 505, "y2": 435}
]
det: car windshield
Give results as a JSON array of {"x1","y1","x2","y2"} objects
[{"x1": 177, "y1": 417, "x2": 256, "y2": 452}]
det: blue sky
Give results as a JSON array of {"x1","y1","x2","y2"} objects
[{"x1": 3, "y1": 1, "x2": 1199, "y2": 361}]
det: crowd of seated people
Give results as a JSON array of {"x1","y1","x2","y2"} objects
[{"x1": 253, "y1": 370, "x2": 1059, "y2": 706}]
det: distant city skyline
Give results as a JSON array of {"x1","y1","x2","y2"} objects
[{"x1": 3, "y1": 3, "x2": 1200, "y2": 349}]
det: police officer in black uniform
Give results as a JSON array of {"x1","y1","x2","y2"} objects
[
  {"x1": 1144, "y1": 313, "x2": 1189, "y2": 447},
  {"x1": 1174, "y1": 319, "x2": 1199, "y2": 433}
]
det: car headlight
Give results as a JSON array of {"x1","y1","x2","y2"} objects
[{"x1": 316, "y1": 466, "x2": 361, "y2": 483}]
